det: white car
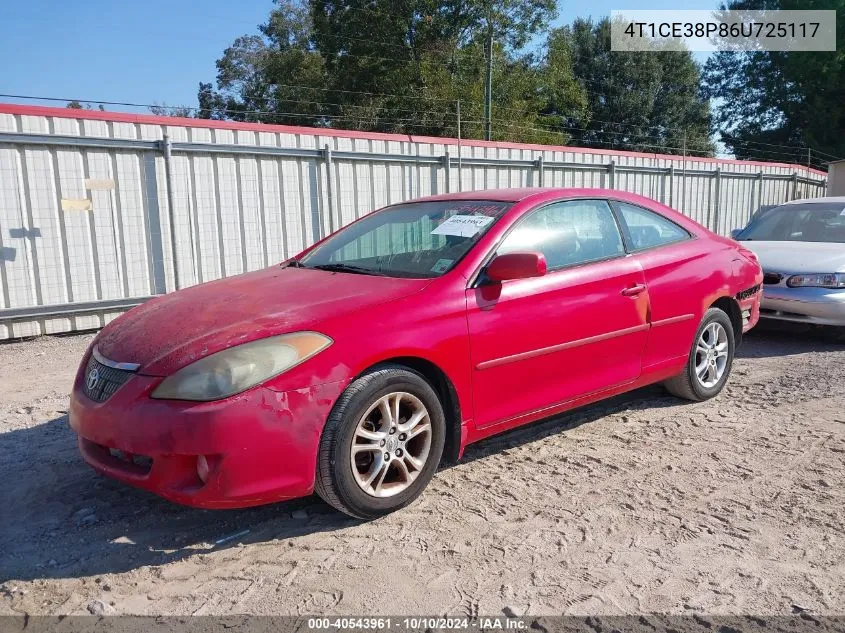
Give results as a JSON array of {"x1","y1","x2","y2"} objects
[{"x1": 732, "y1": 197, "x2": 845, "y2": 329}]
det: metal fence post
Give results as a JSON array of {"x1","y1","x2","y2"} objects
[
  {"x1": 443, "y1": 149, "x2": 451, "y2": 193},
  {"x1": 140, "y1": 152, "x2": 168, "y2": 295},
  {"x1": 668, "y1": 165, "x2": 675, "y2": 207},
  {"x1": 159, "y1": 133, "x2": 181, "y2": 290},
  {"x1": 322, "y1": 143, "x2": 336, "y2": 234},
  {"x1": 0, "y1": 125, "x2": 832, "y2": 337},
  {"x1": 535, "y1": 154, "x2": 545, "y2": 187},
  {"x1": 713, "y1": 167, "x2": 722, "y2": 233}
]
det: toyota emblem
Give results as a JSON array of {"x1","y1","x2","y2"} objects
[{"x1": 86, "y1": 368, "x2": 100, "y2": 391}]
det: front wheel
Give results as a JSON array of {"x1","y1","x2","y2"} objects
[
  {"x1": 664, "y1": 307, "x2": 735, "y2": 402},
  {"x1": 818, "y1": 325, "x2": 845, "y2": 343},
  {"x1": 314, "y1": 364, "x2": 446, "y2": 519}
]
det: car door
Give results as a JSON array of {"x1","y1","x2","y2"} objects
[
  {"x1": 466, "y1": 198, "x2": 650, "y2": 430},
  {"x1": 611, "y1": 200, "x2": 703, "y2": 369}
]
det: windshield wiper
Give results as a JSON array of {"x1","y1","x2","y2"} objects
[{"x1": 308, "y1": 263, "x2": 386, "y2": 276}]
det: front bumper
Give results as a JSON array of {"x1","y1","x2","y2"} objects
[
  {"x1": 737, "y1": 287, "x2": 762, "y2": 334},
  {"x1": 760, "y1": 285, "x2": 845, "y2": 327},
  {"x1": 69, "y1": 364, "x2": 347, "y2": 509}
]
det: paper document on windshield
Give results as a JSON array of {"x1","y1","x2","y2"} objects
[{"x1": 431, "y1": 214, "x2": 494, "y2": 237}]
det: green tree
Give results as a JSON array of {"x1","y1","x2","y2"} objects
[
  {"x1": 198, "y1": 0, "x2": 711, "y2": 152},
  {"x1": 559, "y1": 18, "x2": 713, "y2": 155},
  {"x1": 703, "y1": 0, "x2": 845, "y2": 163},
  {"x1": 308, "y1": 0, "x2": 448, "y2": 131},
  {"x1": 149, "y1": 103, "x2": 193, "y2": 117},
  {"x1": 306, "y1": 0, "x2": 571, "y2": 140},
  {"x1": 464, "y1": 0, "x2": 557, "y2": 139},
  {"x1": 66, "y1": 101, "x2": 106, "y2": 111},
  {"x1": 202, "y1": 0, "x2": 579, "y2": 141},
  {"x1": 198, "y1": 0, "x2": 327, "y2": 125}
]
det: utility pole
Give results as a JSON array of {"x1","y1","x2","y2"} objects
[{"x1": 484, "y1": 22, "x2": 493, "y2": 141}]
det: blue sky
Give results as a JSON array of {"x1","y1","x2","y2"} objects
[{"x1": 0, "y1": 0, "x2": 714, "y2": 112}]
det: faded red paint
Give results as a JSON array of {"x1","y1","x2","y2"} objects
[{"x1": 69, "y1": 188, "x2": 762, "y2": 509}]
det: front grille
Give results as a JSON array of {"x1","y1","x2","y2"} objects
[
  {"x1": 736, "y1": 284, "x2": 761, "y2": 301},
  {"x1": 82, "y1": 354, "x2": 134, "y2": 402},
  {"x1": 763, "y1": 272, "x2": 783, "y2": 285}
]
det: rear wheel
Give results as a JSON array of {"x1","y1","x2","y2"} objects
[
  {"x1": 818, "y1": 326, "x2": 845, "y2": 343},
  {"x1": 314, "y1": 364, "x2": 446, "y2": 519},
  {"x1": 665, "y1": 308, "x2": 735, "y2": 402}
]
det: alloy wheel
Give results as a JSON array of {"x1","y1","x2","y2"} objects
[
  {"x1": 350, "y1": 392, "x2": 433, "y2": 498},
  {"x1": 694, "y1": 321, "x2": 729, "y2": 388}
]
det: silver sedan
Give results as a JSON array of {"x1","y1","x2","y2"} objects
[{"x1": 733, "y1": 197, "x2": 845, "y2": 328}]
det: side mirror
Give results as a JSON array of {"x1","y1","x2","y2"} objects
[
  {"x1": 486, "y1": 252, "x2": 547, "y2": 282},
  {"x1": 730, "y1": 228, "x2": 743, "y2": 240}
]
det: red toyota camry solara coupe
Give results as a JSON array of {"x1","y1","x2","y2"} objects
[{"x1": 70, "y1": 188, "x2": 763, "y2": 518}]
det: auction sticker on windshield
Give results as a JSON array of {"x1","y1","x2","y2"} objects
[
  {"x1": 432, "y1": 214, "x2": 494, "y2": 237},
  {"x1": 431, "y1": 258, "x2": 453, "y2": 273}
]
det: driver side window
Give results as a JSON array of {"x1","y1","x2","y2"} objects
[{"x1": 497, "y1": 199, "x2": 625, "y2": 271}]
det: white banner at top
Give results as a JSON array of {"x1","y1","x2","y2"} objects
[{"x1": 610, "y1": 10, "x2": 836, "y2": 52}]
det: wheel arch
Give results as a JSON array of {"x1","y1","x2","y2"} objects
[
  {"x1": 352, "y1": 356, "x2": 463, "y2": 465},
  {"x1": 710, "y1": 295, "x2": 743, "y2": 345}
]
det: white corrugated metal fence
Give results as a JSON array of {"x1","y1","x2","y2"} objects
[{"x1": 0, "y1": 105, "x2": 828, "y2": 339}]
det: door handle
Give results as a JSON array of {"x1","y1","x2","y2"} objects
[{"x1": 621, "y1": 284, "x2": 647, "y2": 297}]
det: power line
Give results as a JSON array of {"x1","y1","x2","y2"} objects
[
  {"x1": 233, "y1": 87, "x2": 839, "y2": 158},
  {"x1": 1, "y1": 92, "x2": 829, "y2": 169},
  {"x1": 801, "y1": 147, "x2": 844, "y2": 162},
  {"x1": 0, "y1": 93, "x2": 468, "y2": 123},
  {"x1": 0, "y1": 83, "x2": 743, "y2": 155},
  {"x1": 178, "y1": 4, "x2": 835, "y2": 161},
  {"x1": 0, "y1": 91, "x2": 703, "y2": 149}
]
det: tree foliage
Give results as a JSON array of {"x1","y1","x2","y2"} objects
[
  {"x1": 703, "y1": 0, "x2": 845, "y2": 163},
  {"x1": 558, "y1": 18, "x2": 713, "y2": 154},
  {"x1": 197, "y1": 0, "x2": 713, "y2": 155},
  {"x1": 197, "y1": 1, "x2": 327, "y2": 125},
  {"x1": 149, "y1": 103, "x2": 193, "y2": 117},
  {"x1": 66, "y1": 101, "x2": 105, "y2": 111}
]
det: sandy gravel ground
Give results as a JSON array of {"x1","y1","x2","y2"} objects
[{"x1": 1, "y1": 325, "x2": 844, "y2": 617}]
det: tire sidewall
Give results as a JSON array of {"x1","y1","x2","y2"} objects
[
  {"x1": 328, "y1": 371, "x2": 446, "y2": 517},
  {"x1": 688, "y1": 309, "x2": 735, "y2": 399}
]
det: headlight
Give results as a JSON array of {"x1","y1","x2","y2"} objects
[
  {"x1": 786, "y1": 273, "x2": 845, "y2": 289},
  {"x1": 151, "y1": 332, "x2": 332, "y2": 401}
]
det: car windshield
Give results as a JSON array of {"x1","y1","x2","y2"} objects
[
  {"x1": 738, "y1": 202, "x2": 845, "y2": 243},
  {"x1": 298, "y1": 200, "x2": 513, "y2": 278}
]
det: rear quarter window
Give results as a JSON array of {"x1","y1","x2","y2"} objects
[{"x1": 614, "y1": 201, "x2": 691, "y2": 251}]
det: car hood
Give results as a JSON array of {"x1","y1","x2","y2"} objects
[
  {"x1": 739, "y1": 240, "x2": 845, "y2": 274},
  {"x1": 96, "y1": 266, "x2": 430, "y2": 376}
]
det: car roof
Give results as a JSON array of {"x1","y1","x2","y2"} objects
[
  {"x1": 780, "y1": 196, "x2": 845, "y2": 206},
  {"x1": 414, "y1": 187, "x2": 643, "y2": 203}
]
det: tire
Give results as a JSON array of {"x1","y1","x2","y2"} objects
[
  {"x1": 664, "y1": 307, "x2": 736, "y2": 402},
  {"x1": 819, "y1": 326, "x2": 845, "y2": 343},
  {"x1": 314, "y1": 363, "x2": 446, "y2": 519}
]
